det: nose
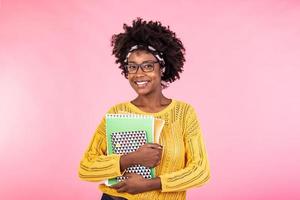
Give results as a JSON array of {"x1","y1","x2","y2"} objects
[{"x1": 135, "y1": 65, "x2": 145, "y2": 75}]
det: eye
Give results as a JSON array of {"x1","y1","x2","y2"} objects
[
  {"x1": 127, "y1": 64, "x2": 137, "y2": 70},
  {"x1": 143, "y1": 63, "x2": 154, "y2": 69}
]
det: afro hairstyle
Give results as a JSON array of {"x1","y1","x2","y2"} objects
[{"x1": 111, "y1": 18, "x2": 186, "y2": 85}]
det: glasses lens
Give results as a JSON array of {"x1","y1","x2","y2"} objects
[
  {"x1": 141, "y1": 63, "x2": 155, "y2": 72},
  {"x1": 126, "y1": 64, "x2": 138, "y2": 73}
]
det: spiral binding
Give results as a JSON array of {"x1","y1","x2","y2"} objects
[{"x1": 106, "y1": 113, "x2": 153, "y2": 118}]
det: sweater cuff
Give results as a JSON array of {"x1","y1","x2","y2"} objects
[
  {"x1": 110, "y1": 154, "x2": 123, "y2": 177},
  {"x1": 158, "y1": 174, "x2": 169, "y2": 192}
]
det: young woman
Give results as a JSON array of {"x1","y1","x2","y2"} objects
[{"x1": 79, "y1": 18, "x2": 210, "y2": 200}]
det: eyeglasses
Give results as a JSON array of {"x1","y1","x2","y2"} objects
[{"x1": 125, "y1": 61, "x2": 159, "y2": 74}]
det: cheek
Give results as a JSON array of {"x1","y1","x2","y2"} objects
[
  {"x1": 127, "y1": 75, "x2": 134, "y2": 82},
  {"x1": 128, "y1": 78, "x2": 135, "y2": 86},
  {"x1": 149, "y1": 68, "x2": 161, "y2": 79},
  {"x1": 128, "y1": 77, "x2": 138, "y2": 89},
  {"x1": 151, "y1": 73, "x2": 161, "y2": 83}
]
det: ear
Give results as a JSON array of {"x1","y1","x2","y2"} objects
[
  {"x1": 161, "y1": 80, "x2": 170, "y2": 89},
  {"x1": 160, "y1": 67, "x2": 165, "y2": 77}
]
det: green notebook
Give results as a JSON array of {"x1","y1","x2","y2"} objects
[{"x1": 105, "y1": 113, "x2": 156, "y2": 186}]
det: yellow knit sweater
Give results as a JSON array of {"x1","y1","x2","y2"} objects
[{"x1": 78, "y1": 100, "x2": 210, "y2": 200}]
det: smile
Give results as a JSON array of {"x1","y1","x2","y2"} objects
[{"x1": 134, "y1": 80, "x2": 150, "y2": 88}]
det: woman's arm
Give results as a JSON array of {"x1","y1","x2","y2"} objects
[
  {"x1": 78, "y1": 117, "x2": 124, "y2": 182},
  {"x1": 159, "y1": 105, "x2": 211, "y2": 192},
  {"x1": 110, "y1": 173, "x2": 161, "y2": 194},
  {"x1": 79, "y1": 116, "x2": 163, "y2": 182}
]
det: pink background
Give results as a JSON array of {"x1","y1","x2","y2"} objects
[{"x1": 1, "y1": 0, "x2": 300, "y2": 199}]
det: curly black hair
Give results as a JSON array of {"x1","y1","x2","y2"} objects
[{"x1": 111, "y1": 18, "x2": 186, "y2": 85}]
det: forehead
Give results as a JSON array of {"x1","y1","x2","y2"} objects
[{"x1": 127, "y1": 50, "x2": 156, "y2": 62}]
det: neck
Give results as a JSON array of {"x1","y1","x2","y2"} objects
[
  {"x1": 135, "y1": 93, "x2": 165, "y2": 106},
  {"x1": 133, "y1": 85, "x2": 170, "y2": 107}
]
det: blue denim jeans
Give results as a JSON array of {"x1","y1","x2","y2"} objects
[{"x1": 100, "y1": 193, "x2": 127, "y2": 200}]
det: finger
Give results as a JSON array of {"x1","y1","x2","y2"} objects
[
  {"x1": 124, "y1": 173, "x2": 133, "y2": 178},
  {"x1": 144, "y1": 143, "x2": 163, "y2": 149},
  {"x1": 148, "y1": 143, "x2": 163, "y2": 148},
  {"x1": 117, "y1": 185, "x2": 128, "y2": 193},
  {"x1": 110, "y1": 181, "x2": 125, "y2": 190},
  {"x1": 124, "y1": 172, "x2": 143, "y2": 179},
  {"x1": 158, "y1": 150, "x2": 163, "y2": 156}
]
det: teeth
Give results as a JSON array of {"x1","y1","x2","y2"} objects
[{"x1": 135, "y1": 81, "x2": 149, "y2": 85}]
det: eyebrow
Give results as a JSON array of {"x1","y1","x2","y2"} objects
[{"x1": 127, "y1": 60, "x2": 156, "y2": 64}]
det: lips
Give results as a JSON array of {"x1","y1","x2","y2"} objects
[{"x1": 134, "y1": 80, "x2": 150, "y2": 88}]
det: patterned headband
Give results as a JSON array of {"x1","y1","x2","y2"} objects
[{"x1": 124, "y1": 45, "x2": 165, "y2": 66}]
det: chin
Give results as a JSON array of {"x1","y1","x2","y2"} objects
[{"x1": 135, "y1": 89, "x2": 152, "y2": 96}]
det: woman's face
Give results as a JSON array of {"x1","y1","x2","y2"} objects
[{"x1": 126, "y1": 50, "x2": 162, "y2": 96}]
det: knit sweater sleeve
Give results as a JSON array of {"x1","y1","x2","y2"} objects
[
  {"x1": 159, "y1": 105, "x2": 210, "y2": 192},
  {"x1": 78, "y1": 111, "x2": 123, "y2": 182}
]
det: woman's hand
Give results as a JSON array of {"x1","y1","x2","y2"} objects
[
  {"x1": 110, "y1": 173, "x2": 161, "y2": 194},
  {"x1": 133, "y1": 143, "x2": 163, "y2": 167},
  {"x1": 120, "y1": 143, "x2": 163, "y2": 171}
]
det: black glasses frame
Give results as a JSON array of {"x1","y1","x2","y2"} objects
[{"x1": 125, "y1": 61, "x2": 159, "y2": 74}]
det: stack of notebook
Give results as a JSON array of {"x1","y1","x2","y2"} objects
[{"x1": 105, "y1": 113, "x2": 164, "y2": 186}]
